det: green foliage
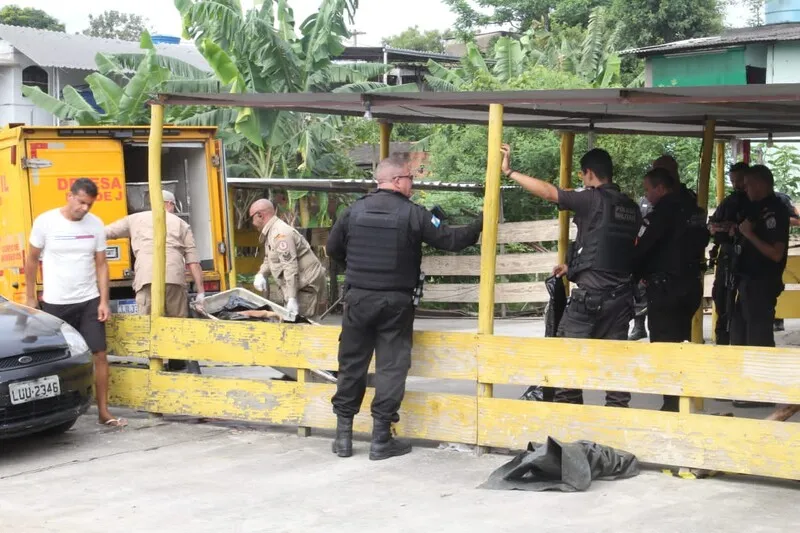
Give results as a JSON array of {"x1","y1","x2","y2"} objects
[
  {"x1": 442, "y1": 0, "x2": 612, "y2": 33},
  {"x1": 608, "y1": 0, "x2": 724, "y2": 50},
  {"x1": 759, "y1": 144, "x2": 800, "y2": 197},
  {"x1": 383, "y1": 26, "x2": 452, "y2": 53},
  {"x1": 0, "y1": 5, "x2": 64, "y2": 31},
  {"x1": 22, "y1": 31, "x2": 211, "y2": 126},
  {"x1": 83, "y1": 10, "x2": 151, "y2": 41}
]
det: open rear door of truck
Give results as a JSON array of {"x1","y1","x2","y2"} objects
[{"x1": 25, "y1": 138, "x2": 132, "y2": 282}]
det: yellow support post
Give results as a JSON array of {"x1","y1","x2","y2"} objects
[
  {"x1": 148, "y1": 103, "x2": 166, "y2": 372},
  {"x1": 476, "y1": 103, "x2": 503, "y2": 456},
  {"x1": 227, "y1": 185, "x2": 238, "y2": 289},
  {"x1": 379, "y1": 121, "x2": 393, "y2": 161},
  {"x1": 558, "y1": 132, "x2": 575, "y2": 294},
  {"x1": 711, "y1": 142, "x2": 726, "y2": 342},
  {"x1": 691, "y1": 119, "x2": 716, "y2": 345}
]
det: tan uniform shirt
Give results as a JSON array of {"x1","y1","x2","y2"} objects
[
  {"x1": 258, "y1": 216, "x2": 325, "y2": 299},
  {"x1": 106, "y1": 211, "x2": 200, "y2": 292}
]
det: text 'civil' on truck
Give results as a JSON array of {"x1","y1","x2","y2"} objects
[{"x1": 0, "y1": 126, "x2": 234, "y2": 312}]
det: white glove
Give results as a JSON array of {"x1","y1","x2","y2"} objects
[
  {"x1": 194, "y1": 293, "x2": 205, "y2": 312},
  {"x1": 253, "y1": 273, "x2": 267, "y2": 292},
  {"x1": 286, "y1": 297, "x2": 299, "y2": 315}
]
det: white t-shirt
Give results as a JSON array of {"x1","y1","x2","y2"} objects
[{"x1": 29, "y1": 209, "x2": 107, "y2": 305}]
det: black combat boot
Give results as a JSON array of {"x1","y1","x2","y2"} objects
[
  {"x1": 369, "y1": 419, "x2": 412, "y2": 461},
  {"x1": 629, "y1": 316, "x2": 648, "y2": 341},
  {"x1": 331, "y1": 416, "x2": 353, "y2": 458}
]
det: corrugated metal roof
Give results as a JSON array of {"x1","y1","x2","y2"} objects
[
  {"x1": 226, "y1": 177, "x2": 518, "y2": 193},
  {"x1": 157, "y1": 84, "x2": 800, "y2": 140},
  {"x1": 0, "y1": 24, "x2": 211, "y2": 72},
  {"x1": 622, "y1": 23, "x2": 800, "y2": 57},
  {"x1": 338, "y1": 46, "x2": 462, "y2": 64}
]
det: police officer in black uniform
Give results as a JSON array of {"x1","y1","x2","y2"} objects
[
  {"x1": 708, "y1": 162, "x2": 750, "y2": 345},
  {"x1": 772, "y1": 191, "x2": 799, "y2": 332},
  {"x1": 633, "y1": 167, "x2": 710, "y2": 412},
  {"x1": 730, "y1": 164, "x2": 789, "y2": 348},
  {"x1": 501, "y1": 144, "x2": 641, "y2": 407},
  {"x1": 629, "y1": 196, "x2": 652, "y2": 340},
  {"x1": 326, "y1": 155, "x2": 483, "y2": 460}
]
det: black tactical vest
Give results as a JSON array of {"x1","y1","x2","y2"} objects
[
  {"x1": 569, "y1": 185, "x2": 640, "y2": 278},
  {"x1": 345, "y1": 197, "x2": 418, "y2": 291},
  {"x1": 681, "y1": 202, "x2": 711, "y2": 272}
]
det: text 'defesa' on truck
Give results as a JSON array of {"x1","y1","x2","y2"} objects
[{"x1": 0, "y1": 125, "x2": 234, "y2": 312}]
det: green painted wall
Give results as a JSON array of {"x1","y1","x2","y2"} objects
[{"x1": 650, "y1": 48, "x2": 747, "y2": 87}]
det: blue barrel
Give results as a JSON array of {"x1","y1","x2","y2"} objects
[
  {"x1": 151, "y1": 35, "x2": 181, "y2": 45},
  {"x1": 766, "y1": 0, "x2": 800, "y2": 24}
]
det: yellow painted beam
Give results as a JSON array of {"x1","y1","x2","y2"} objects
[
  {"x1": 477, "y1": 398, "x2": 800, "y2": 480},
  {"x1": 692, "y1": 119, "x2": 716, "y2": 344},
  {"x1": 227, "y1": 185, "x2": 237, "y2": 289},
  {"x1": 379, "y1": 121, "x2": 393, "y2": 160},
  {"x1": 148, "y1": 104, "x2": 166, "y2": 372},
  {"x1": 477, "y1": 334, "x2": 800, "y2": 404},
  {"x1": 106, "y1": 315, "x2": 151, "y2": 357},
  {"x1": 108, "y1": 367, "x2": 477, "y2": 444},
  {"x1": 558, "y1": 132, "x2": 575, "y2": 294},
  {"x1": 478, "y1": 103, "x2": 504, "y2": 336}
]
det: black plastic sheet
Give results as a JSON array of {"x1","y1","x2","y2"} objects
[
  {"x1": 480, "y1": 437, "x2": 640, "y2": 492},
  {"x1": 520, "y1": 276, "x2": 566, "y2": 401},
  {"x1": 210, "y1": 295, "x2": 312, "y2": 323}
]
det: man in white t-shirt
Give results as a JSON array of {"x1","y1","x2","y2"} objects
[{"x1": 25, "y1": 178, "x2": 126, "y2": 427}]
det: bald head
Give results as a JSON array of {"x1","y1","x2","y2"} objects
[{"x1": 248, "y1": 199, "x2": 275, "y2": 231}]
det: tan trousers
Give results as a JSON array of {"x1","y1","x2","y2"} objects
[
  {"x1": 295, "y1": 272, "x2": 327, "y2": 319},
  {"x1": 136, "y1": 284, "x2": 189, "y2": 317}
]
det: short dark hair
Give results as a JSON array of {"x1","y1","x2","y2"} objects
[
  {"x1": 729, "y1": 162, "x2": 750, "y2": 174},
  {"x1": 744, "y1": 164, "x2": 774, "y2": 188},
  {"x1": 70, "y1": 178, "x2": 98, "y2": 197},
  {"x1": 652, "y1": 154, "x2": 679, "y2": 181},
  {"x1": 644, "y1": 167, "x2": 677, "y2": 191},
  {"x1": 580, "y1": 148, "x2": 613, "y2": 181}
]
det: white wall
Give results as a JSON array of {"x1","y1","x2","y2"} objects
[{"x1": 767, "y1": 42, "x2": 800, "y2": 83}]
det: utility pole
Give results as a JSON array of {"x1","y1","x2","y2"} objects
[{"x1": 350, "y1": 29, "x2": 367, "y2": 47}]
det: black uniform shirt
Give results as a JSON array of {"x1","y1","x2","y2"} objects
[
  {"x1": 632, "y1": 192, "x2": 684, "y2": 280},
  {"x1": 738, "y1": 193, "x2": 790, "y2": 281},
  {"x1": 558, "y1": 186, "x2": 632, "y2": 291}
]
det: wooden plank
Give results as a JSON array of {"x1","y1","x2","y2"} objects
[
  {"x1": 424, "y1": 282, "x2": 548, "y2": 303},
  {"x1": 478, "y1": 398, "x2": 800, "y2": 480},
  {"x1": 106, "y1": 315, "x2": 150, "y2": 357},
  {"x1": 107, "y1": 367, "x2": 476, "y2": 444},
  {"x1": 495, "y1": 220, "x2": 576, "y2": 245},
  {"x1": 421, "y1": 253, "x2": 557, "y2": 276},
  {"x1": 143, "y1": 318, "x2": 477, "y2": 380},
  {"x1": 478, "y1": 335, "x2": 800, "y2": 404}
]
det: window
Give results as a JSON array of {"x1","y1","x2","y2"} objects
[{"x1": 22, "y1": 66, "x2": 48, "y2": 95}]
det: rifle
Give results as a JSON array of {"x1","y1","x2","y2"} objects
[{"x1": 723, "y1": 236, "x2": 742, "y2": 335}]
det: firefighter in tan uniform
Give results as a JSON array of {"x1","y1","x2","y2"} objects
[{"x1": 249, "y1": 199, "x2": 327, "y2": 318}]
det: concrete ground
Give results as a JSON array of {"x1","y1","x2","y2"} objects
[{"x1": 1, "y1": 408, "x2": 797, "y2": 533}]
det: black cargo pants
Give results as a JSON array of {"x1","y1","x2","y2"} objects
[
  {"x1": 647, "y1": 274, "x2": 703, "y2": 412},
  {"x1": 730, "y1": 278, "x2": 784, "y2": 348},
  {"x1": 331, "y1": 288, "x2": 415, "y2": 423},
  {"x1": 555, "y1": 283, "x2": 634, "y2": 407},
  {"x1": 711, "y1": 256, "x2": 733, "y2": 345}
]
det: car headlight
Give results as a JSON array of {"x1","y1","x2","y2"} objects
[{"x1": 60, "y1": 323, "x2": 89, "y2": 355}]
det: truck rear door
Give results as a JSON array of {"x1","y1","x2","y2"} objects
[{"x1": 25, "y1": 139, "x2": 132, "y2": 282}]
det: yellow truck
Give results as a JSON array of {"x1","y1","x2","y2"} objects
[{"x1": 0, "y1": 125, "x2": 233, "y2": 310}]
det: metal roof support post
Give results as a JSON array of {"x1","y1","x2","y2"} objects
[
  {"x1": 476, "y1": 103, "x2": 503, "y2": 456},
  {"x1": 558, "y1": 132, "x2": 575, "y2": 296},
  {"x1": 148, "y1": 103, "x2": 166, "y2": 373},
  {"x1": 711, "y1": 141, "x2": 727, "y2": 343},
  {"x1": 227, "y1": 184, "x2": 238, "y2": 289},
  {"x1": 379, "y1": 121, "x2": 393, "y2": 161}
]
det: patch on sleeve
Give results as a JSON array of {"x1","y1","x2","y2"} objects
[
  {"x1": 431, "y1": 215, "x2": 441, "y2": 228},
  {"x1": 277, "y1": 240, "x2": 289, "y2": 251},
  {"x1": 766, "y1": 216, "x2": 776, "y2": 229}
]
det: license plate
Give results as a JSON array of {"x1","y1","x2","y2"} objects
[
  {"x1": 9, "y1": 376, "x2": 61, "y2": 405},
  {"x1": 116, "y1": 299, "x2": 138, "y2": 314}
]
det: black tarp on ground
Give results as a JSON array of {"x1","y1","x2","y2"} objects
[
  {"x1": 480, "y1": 437, "x2": 640, "y2": 492},
  {"x1": 520, "y1": 275, "x2": 567, "y2": 402}
]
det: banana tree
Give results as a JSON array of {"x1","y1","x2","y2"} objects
[{"x1": 22, "y1": 31, "x2": 218, "y2": 125}]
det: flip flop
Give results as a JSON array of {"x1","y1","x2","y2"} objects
[{"x1": 99, "y1": 418, "x2": 128, "y2": 427}]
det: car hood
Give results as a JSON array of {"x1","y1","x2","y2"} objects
[{"x1": 0, "y1": 300, "x2": 67, "y2": 358}]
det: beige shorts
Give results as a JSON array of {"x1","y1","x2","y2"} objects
[{"x1": 136, "y1": 284, "x2": 189, "y2": 318}]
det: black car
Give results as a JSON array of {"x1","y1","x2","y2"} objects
[{"x1": 0, "y1": 295, "x2": 94, "y2": 440}]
